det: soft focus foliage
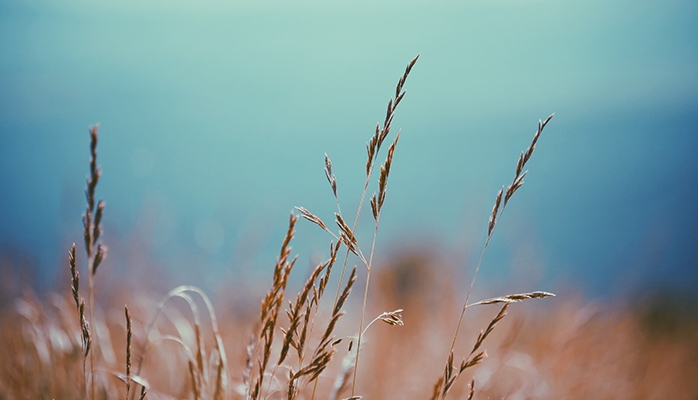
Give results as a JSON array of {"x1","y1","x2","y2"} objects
[{"x1": 1, "y1": 254, "x2": 697, "y2": 399}]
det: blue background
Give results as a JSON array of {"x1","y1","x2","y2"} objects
[{"x1": 1, "y1": 0, "x2": 697, "y2": 297}]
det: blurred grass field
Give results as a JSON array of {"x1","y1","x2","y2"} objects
[{"x1": 1, "y1": 249, "x2": 697, "y2": 399}]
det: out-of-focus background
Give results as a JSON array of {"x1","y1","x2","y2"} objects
[{"x1": 1, "y1": 0, "x2": 697, "y2": 299}]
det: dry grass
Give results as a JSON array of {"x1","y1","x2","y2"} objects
[
  {"x1": 3, "y1": 261, "x2": 697, "y2": 399},
  {"x1": 1, "y1": 55, "x2": 697, "y2": 400}
]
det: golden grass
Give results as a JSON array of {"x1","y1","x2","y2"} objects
[
  {"x1": 3, "y1": 262, "x2": 697, "y2": 399},
  {"x1": 1, "y1": 55, "x2": 697, "y2": 400}
]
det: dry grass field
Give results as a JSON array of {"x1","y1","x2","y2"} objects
[{"x1": 1, "y1": 56, "x2": 697, "y2": 400}]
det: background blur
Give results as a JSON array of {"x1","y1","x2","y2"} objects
[{"x1": 1, "y1": 0, "x2": 697, "y2": 298}]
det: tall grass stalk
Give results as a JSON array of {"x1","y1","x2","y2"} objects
[
  {"x1": 69, "y1": 124, "x2": 108, "y2": 399},
  {"x1": 436, "y1": 114, "x2": 555, "y2": 398}
]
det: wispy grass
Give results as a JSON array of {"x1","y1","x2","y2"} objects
[{"x1": 1, "y1": 55, "x2": 694, "y2": 400}]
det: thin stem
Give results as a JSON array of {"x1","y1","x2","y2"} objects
[
  {"x1": 332, "y1": 54, "x2": 418, "y2": 319},
  {"x1": 264, "y1": 364, "x2": 280, "y2": 400},
  {"x1": 447, "y1": 115, "x2": 554, "y2": 363},
  {"x1": 332, "y1": 169, "x2": 373, "y2": 308},
  {"x1": 351, "y1": 217, "x2": 380, "y2": 396},
  {"x1": 361, "y1": 313, "x2": 385, "y2": 337},
  {"x1": 310, "y1": 379, "x2": 319, "y2": 400},
  {"x1": 88, "y1": 263, "x2": 96, "y2": 400},
  {"x1": 447, "y1": 203, "x2": 507, "y2": 361},
  {"x1": 82, "y1": 343, "x2": 88, "y2": 399}
]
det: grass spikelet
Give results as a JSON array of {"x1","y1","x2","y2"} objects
[
  {"x1": 297, "y1": 265, "x2": 357, "y2": 399},
  {"x1": 442, "y1": 304, "x2": 509, "y2": 397},
  {"x1": 369, "y1": 194, "x2": 378, "y2": 221},
  {"x1": 125, "y1": 306, "x2": 132, "y2": 400},
  {"x1": 82, "y1": 126, "x2": 100, "y2": 258},
  {"x1": 442, "y1": 351, "x2": 455, "y2": 397},
  {"x1": 466, "y1": 380, "x2": 475, "y2": 400},
  {"x1": 83, "y1": 125, "x2": 105, "y2": 266},
  {"x1": 295, "y1": 206, "x2": 333, "y2": 236},
  {"x1": 361, "y1": 309, "x2": 405, "y2": 335},
  {"x1": 279, "y1": 261, "x2": 326, "y2": 365},
  {"x1": 296, "y1": 300, "x2": 313, "y2": 358},
  {"x1": 68, "y1": 240, "x2": 89, "y2": 396},
  {"x1": 92, "y1": 201, "x2": 104, "y2": 248},
  {"x1": 69, "y1": 244, "x2": 79, "y2": 310},
  {"x1": 488, "y1": 187, "x2": 503, "y2": 238},
  {"x1": 376, "y1": 132, "x2": 400, "y2": 215},
  {"x1": 504, "y1": 114, "x2": 554, "y2": 205},
  {"x1": 194, "y1": 323, "x2": 205, "y2": 394},
  {"x1": 365, "y1": 124, "x2": 379, "y2": 177},
  {"x1": 93, "y1": 244, "x2": 107, "y2": 275},
  {"x1": 287, "y1": 369, "x2": 296, "y2": 400},
  {"x1": 326, "y1": 267, "x2": 356, "y2": 345},
  {"x1": 470, "y1": 291, "x2": 556, "y2": 306},
  {"x1": 316, "y1": 241, "x2": 341, "y2": 305},
  {"x1": 249, "y1": 212, "x2": 299, "y2": 400},
  {"x1": 259, "y1": 213, "x2": 298, "y2": 326},
  {"x1": 377, "y1": 309, "x2": 404, "y2": 327},
  {"x1": 334, "y1": 214, "x2": 357, "y2": 251},
  {"x1": 325, "y1": 153, "x2": 338, "y2": 200},
  {"x1": 395, "y1": 55, "x2": 419, "y2": 104},
  {"x1": 430, "y1": 376, "x2": 444, "y2": 400},
  {"x1": 471, "y1": 304, "x2": 509, "y2": 356},
  {"x1": 79, "y1": 300, "x2": 91, "y2": 358},
  {"x1": 365, "y1": 55, "x2": 418, "y2": 174},
  {"x1": 286, "y1": 264, "x2": 356, "y2": 399}
]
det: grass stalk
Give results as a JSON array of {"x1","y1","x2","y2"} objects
[
  {"x1": 307, "y1": 55, "x2": 417, "y2": 397},
  {"x1": 438, "y1": 114, "x2": 554, "y2": 398},
  {"x1": 125, "y1": 306, "x2": 132, "y2": 400},
  {"x1": 331, "y1": 56, "x2": 419, "y2": 313},
  {"x1": 73, "y1": 124, "x2": 108, "y2": 399}
]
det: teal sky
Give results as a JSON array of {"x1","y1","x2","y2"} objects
[{"x1": 1, "y1": 0, "x2": 697, "y2": 296}]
